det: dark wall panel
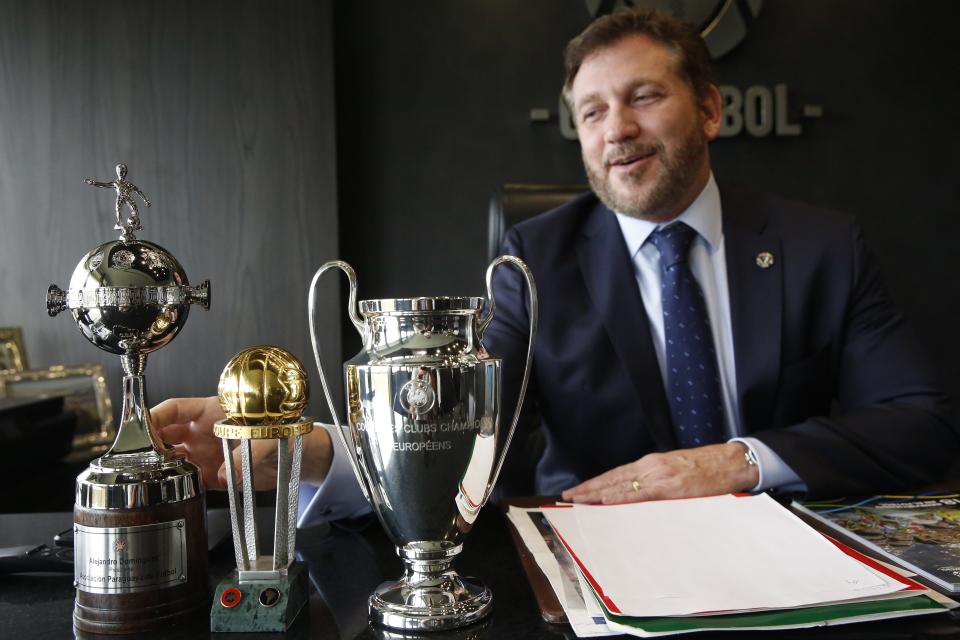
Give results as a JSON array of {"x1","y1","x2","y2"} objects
[
  {"x1": 0, "y1": 0, "x2": 341, "y2": 421},
  {"x1": 335, "y1": 0, "x2": 960, "y2": 410}
]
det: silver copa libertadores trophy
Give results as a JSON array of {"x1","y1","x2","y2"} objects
[
  {"x1": 308, "y1": 256, "x2": 537, "y2": 631},
  {"x1": 47, "y1": 163, "x2": 211, "y2": 635}
]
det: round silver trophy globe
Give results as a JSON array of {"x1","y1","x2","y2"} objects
[
  {"x1": 48, "y1": 239, "x2": 207, "y2": 356},
  {"x1": 309, "y1": 256, "x2": 537, "y2": 631}
]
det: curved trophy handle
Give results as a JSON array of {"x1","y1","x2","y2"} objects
[
  {"x1": 478, "y1": 255, "x2": 538, "y2": 506},
  {"x1": 308, "y1": 260, "x2": 371, "y2": 502}
]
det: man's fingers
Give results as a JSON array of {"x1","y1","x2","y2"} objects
[
  {"x1": 150, "y1": 397, "x2": 213, "y2": 430},
  {"x1": 159, "y1": 422, "x2": 190, "y2": 443},
  {"x1": 562, "y1": 462, "x2": 641, "y2": 500}
]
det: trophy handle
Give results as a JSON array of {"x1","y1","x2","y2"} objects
[
  {"x1": 478, "y1": 255, "x2": 538, "y2": 506},
  {"x1": 307, "y1": 260, "x2": 372, "y2": 502}
]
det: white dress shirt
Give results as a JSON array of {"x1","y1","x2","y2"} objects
[
  {"x1": 297, "y1": 423, "x2": 370, "y2": 526},
  {"x1": 613, "y1": 174, "x2": 805, "y2": 493}
]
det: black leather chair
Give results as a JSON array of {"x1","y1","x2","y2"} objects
[
  {"x1": 487, "y1": 183, "x2": 588, "y2": 496},
  {"x1": 487, "y1": 183, "x2": 588, "y2": 261}
]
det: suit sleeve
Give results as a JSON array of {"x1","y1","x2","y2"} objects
[
  {"x1": 753, "y1": 222, "x2": 959, "y2": 497},
  {"x1": 483, "y1": 228, "x2": 542, "y2": 498}
]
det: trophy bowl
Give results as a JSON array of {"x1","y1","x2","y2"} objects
[{"x1": 309, "y1": 257, "x2": 537, "y2": 631}]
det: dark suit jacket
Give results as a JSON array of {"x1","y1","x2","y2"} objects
[{"x1": 485, "y1": 187, "x2": 958, "y2": 499}]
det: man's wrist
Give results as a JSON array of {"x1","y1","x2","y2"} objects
[
  {"x1": 300, "y1": 426, "x2": 333, "y2": 486},
  {"x1": 728, "y1": 441, "x2": 760, "y2": 491}
]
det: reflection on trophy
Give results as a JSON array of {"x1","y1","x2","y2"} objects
[
  {"x1": 46, "y1": 164, "x2": 211, "y2": 634},
  {"x1": 309, "y1": 256, "x2": 537, "y2": 630},
  {"x1": 210, "y1": 346, "x2": 313, "y2": 632}
]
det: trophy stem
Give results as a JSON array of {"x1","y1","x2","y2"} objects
[{"x1": 102, "y1": 352, "x2": 173, "y2": 463}]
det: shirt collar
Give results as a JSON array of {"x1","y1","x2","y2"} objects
[{"x1": 614, "y1": 173, "x2": 722, "y2": 258}]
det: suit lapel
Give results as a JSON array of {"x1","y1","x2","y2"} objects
[
  {"x1": 577, "y1": 203, "x2": 677, "y2": 450},
  {"x1": 721, "y1": 187, "x2": 783, "y2": 434}
]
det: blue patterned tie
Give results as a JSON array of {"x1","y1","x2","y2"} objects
[{"x1": 648, "y1": 222, "x2": 725, "y2": 448}]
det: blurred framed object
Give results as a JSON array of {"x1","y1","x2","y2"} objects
[
  {"x1": 0, "y1": 364, "x2": 115, "y2": 457},
  {"x1": 0, "y1": 328, "x2": 28, "y2": 374}
]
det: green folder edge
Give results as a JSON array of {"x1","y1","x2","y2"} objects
[{"x1": 595, "y1": 590, "x2": 946, "y2": 633}]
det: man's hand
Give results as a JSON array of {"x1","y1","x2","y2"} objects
[
  {"x1": 151, "y1": 396, "x2": 229, "y2": 490},
  {"x1": 560, "y1": 442, "x2": 759, "y2": 504},
  {"x1": 150, "y1": 396, "x2": 335, "y2": 491}
]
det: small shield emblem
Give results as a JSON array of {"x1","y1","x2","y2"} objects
[{"x1": 755, "y1": 252, "x2": 775, "y2": 269}]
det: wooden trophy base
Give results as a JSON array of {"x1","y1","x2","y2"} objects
[{"x1": 73, "y1": 494, "x2": 210, "y2": 635}]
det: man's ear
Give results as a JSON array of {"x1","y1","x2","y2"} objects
[{"x1": 701, "y1": 84, "x2": 723, "y2": 141}]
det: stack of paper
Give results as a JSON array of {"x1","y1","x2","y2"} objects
[{"x1": 507, "y1": 493, "x2": 954, "y2": 637}]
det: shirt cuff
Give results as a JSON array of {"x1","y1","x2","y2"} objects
[
  {"x1": 728, "y1": 436, "x2": 808, "y2": 494},
  {"x1": 297, "y1": 423, "x2": 371, "y2": 527}
]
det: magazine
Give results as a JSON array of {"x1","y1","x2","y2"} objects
[{"x1": 794, "y1": 494, "x2": 960, "y2": 593}]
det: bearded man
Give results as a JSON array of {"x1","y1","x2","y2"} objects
[{"x1": 484, "y1": 7, "x2": 957, "y2": 505}]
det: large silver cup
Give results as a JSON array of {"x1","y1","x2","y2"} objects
[{"x1": 308, "y1": 256, "x2": 537, "y2": 631}]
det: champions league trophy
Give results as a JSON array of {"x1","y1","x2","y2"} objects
[
  {"x1": 309, "y1": 256, "x2": 538, "y2": 631},
  {"x1": 46, "y1": 164, "x2": 211, "y2": 634},
  {"x1": 210, "y1": 346, "x2": 313, "y2": 632}
]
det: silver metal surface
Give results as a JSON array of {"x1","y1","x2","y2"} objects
[
  {"x1": 273, "y1": 437, "x2": 291, "y2": 570},
  {"x1": 308, "y1": 261, "x2": 372, "y2": 503},
  {"x1": 46, "y1": 240, "x2": 210, "y2": 352},
  {"x1": 309, "y1": 256, "x2": 538, "y2": 630},
  {"x1": 240, "y1": 440, "x2": 259, "y2": 565},
  {"x1": 222, "y1": 439, "x2": 249, "y2": 571},
  {"x1": 74, "y1": 519, "x2": 187, "y2": 594},
  {"x1": 76, "y1": 458, "x2": 201, "y2": 510},
  {"x1": 85, "y1": 162, "x2": 151, "y2": 242},
  {"x1": 287, "y1": 436, "x2": 303, "y2": 561},
  {"x1": 49, "y1": 164, "x2": 211, "y2": 512}
]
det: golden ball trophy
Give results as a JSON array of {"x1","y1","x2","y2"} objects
[
  {"x1": 210, "y1": 345, "x2": 313, "y2": 632},
  {"x1": 46, "y1": 164, "x2": 211, "y2": 634}
]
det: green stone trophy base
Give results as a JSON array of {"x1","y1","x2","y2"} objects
[{"x1": 210, "y1": 562, "x2": 309, "y2": 633}]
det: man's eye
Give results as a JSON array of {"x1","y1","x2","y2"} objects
[
  {"x1": 633, "y1": 92, "x2": 660, "y2": 104},
  {"x1": 581, "y1": 109, "x2": 601, "y2": 123}
]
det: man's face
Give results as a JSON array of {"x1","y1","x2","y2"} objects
[{"x1": 569, "y1": 35, "x2": 721, "y2": 221}]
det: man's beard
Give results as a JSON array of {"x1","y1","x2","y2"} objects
[{"x1": 584, "y1": 126, "x2": 708, "y2": 220}]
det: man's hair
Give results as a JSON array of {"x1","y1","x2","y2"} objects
[{"x1": 562, "y1": 7, "x2": 716, "y2": 109}]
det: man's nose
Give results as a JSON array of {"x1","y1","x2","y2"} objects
[{"x1": 603, "y1": 105, "x2": 640, "y2": 144}]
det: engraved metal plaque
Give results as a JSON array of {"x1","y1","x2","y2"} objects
[{"x1": 74, "y1": 519, "x2": 188, "y2": 594}]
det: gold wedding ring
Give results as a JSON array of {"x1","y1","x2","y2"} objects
[{"x1": 631, "y1": 479, "x2": 641, "y2": 493}]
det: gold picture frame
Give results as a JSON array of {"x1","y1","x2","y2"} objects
[
  {"x1": 0, "y1": 327, "x2": 28, "y2": 374},
  {"x1": 0, "y1": 363, "x2": 115, "y2": 456}
]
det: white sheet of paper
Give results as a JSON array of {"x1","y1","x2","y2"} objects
[
  {"x1": 543, "y1": 494, "x2": 905, "y2": 617},
  {"x1": 506, "y1": 507, "x2": 617, "y2": 637}
]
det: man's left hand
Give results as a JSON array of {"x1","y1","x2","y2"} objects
[{"x1": 560, "y1": 442, "x2": 759, "y2": 504}]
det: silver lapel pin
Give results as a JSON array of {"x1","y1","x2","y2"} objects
[{"x1": 756, "y1": 251, "x2": 775, "y2": 269}]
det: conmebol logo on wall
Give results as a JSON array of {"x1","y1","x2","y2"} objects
[
  {"x1": 555, "y1": 0, "x2": 823, "y2": 139},
  {"x1": 585, "y1": 0, "x2": 763, "y2": 58}
]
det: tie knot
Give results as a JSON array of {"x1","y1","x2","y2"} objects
[{"x1": 649, "y1": 222, "x2": 697, "y2": 268}]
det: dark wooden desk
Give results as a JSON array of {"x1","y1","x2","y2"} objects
[{"x1": 2, "y1": 507, "x2": 960, "y2": 639}]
